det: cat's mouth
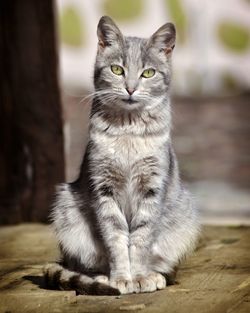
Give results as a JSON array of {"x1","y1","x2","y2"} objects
[{"x1": 122, "y1": 98, "x2": 139, "y2": 105}]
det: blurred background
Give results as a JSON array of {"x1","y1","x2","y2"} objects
[{"x1": 1, "y1": 0, "x2": 250, "y2": 225}]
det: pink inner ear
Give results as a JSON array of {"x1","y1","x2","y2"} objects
[
  {"x1": 165, "y1": 44, "x2": 175, "y2": 55},
  {"x1": 98, "y1": 39, "x2": 105, "y2": 49},
  {"x1": 165, "y1": 47, "x2": 172, "y2": 54}
]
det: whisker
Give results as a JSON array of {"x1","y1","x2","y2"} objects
[{"x1": 77, "y1": 90, "x2": 114, "y2": 106}]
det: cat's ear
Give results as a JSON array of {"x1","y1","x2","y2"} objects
[
  {"x1": 97, "y1": 16, "x2": 124, "y2": 49},
  {"x1": 148, "y1": 23, "x2": 176, "y2": 55}
]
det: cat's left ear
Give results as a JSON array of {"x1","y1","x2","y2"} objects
[{"x1": 147, "y1": 23, "x2": 176, "y2": 55}]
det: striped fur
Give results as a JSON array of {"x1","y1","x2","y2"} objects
[
  {"x1": 45, "y1": 16, "x2": 200, "y2": 295},
  {"x1": 43, "y1": 264, "x2": 120, "y2": 295}
]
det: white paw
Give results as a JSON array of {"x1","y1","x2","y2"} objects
[
  {"x1": 110, "y1": 277, "x2": 133, "y2": 294},
  {"x1": 132, "y1": 272, "x2": 166, "y2": 293},
  {"x1": 149, "y1": 272, "x2": 166, "y2": 290},
  {"x1": 94, "y1": 275, "x2": 109, "y2": 285}
]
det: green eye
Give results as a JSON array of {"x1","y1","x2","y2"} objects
[
  {"x1": 142, "y1": 68, "x2": 155, "y2": 78},
  {"x1": 111, "y1": 65, "x2": 124, "y2": 75}
]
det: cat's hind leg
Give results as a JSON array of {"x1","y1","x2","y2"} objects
[
  {"x1": 150, "y1": 196, "x2": 200, "y2": 286},
  {"x1": 47, "y1": 184, "x2": 118, "y2": 295},
  {"x1": 51, "y1": 183, "x2": 107, "y2": 272}
]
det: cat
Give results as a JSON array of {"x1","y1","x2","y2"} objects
[{"x1": 44, "y1": 16, "x2": 200, "y2": 295}]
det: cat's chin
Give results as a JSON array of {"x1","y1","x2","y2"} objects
[
  {"x1": 121, "y1": 98, "x2": 139, "y2": 105},
  {"x1": 100, "y1": 98, "x2": 145, "y2": 111},
  {"x1": 115, "y1": 99, "x2": 143, "y2": 111}
]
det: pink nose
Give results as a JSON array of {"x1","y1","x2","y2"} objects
[{"x1": 126, "y1": 88, "x2": 135, "y2": 95}]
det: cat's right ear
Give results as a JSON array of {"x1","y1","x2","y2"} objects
[
  {"x1": 97, "y1": 16, "x2": 124, "y2": 50},
  {"x1": 148, "y1": 23, "x2": 176, "y2": 56}
]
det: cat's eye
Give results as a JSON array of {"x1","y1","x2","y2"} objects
[
  {"x1": 141, "y1": 68, "x2": 155, "y2": 78},
  {"x1": 111, "y1": 65, "x2": 124, "y2": 75}
]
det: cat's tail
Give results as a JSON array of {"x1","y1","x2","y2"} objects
[{"x1": 43, "y1": 263, "x2": 120, "y2": 296}]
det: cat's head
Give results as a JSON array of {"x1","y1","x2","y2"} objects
[{"x1": 94, "y1": 16, "x2": 175, "y2": 111}]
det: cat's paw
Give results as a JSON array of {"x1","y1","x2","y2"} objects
[
  {"x1": 110, "y1": 277, "x2": 133, "y2": 294},
  {"x1": 132, "y1": 272, "x2": 166, "y2": 293},
  {"x1": 94, "y1": 275, "x2": 109, "y2": 285}
]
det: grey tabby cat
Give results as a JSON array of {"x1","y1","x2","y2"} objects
[{"x1": 44, "y1": 16, "x2": 200, "y2": 295}]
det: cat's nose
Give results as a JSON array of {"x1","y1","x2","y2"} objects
[{"x1": 126, "y1": 87, "x2": 135, "y2": 96}]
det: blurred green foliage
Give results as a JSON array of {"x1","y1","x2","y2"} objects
[
  {"x1": 103, "y1": 0, "x2": 143, "y2": 21},
  {"x1": 217, "y1": 22, "x2": 249, "y2": 53},
  {"x1": 165, "y1": 0, "x2": 187, "y2": 43},
  {"x1": 59, "y1": 6, "x2": 84, "y2": 47},
  {"x1": 222, "y1": 72, "x2": 240, "y2": 92}
]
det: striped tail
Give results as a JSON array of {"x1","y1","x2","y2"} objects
[{"x1": 43, "y1": 263, "x2": 120, "y2": 296}]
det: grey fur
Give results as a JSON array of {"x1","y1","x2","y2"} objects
[{"x1": 45, "y1": 16, "x2": 200, "y2": 295}]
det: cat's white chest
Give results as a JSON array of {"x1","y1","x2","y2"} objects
[
  {"x1": 90, "y1": 130, "x2": 169, "y2": 222},
  {"x1": 114, "y1": 136, "x2": 156, "y2": 161},
  {"x1": 92, "y1": 131, "x2": 168, "y2": 165}
]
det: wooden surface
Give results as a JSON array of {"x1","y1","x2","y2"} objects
[{"x1": 0, "y1": 224, "x2": 249, "y2": 313}]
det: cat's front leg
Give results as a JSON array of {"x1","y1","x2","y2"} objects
[
  {"x1": 129, "y1": 196, "x2": 166, "y2": 293},
  {"x1": 96, "y1": 196, "x2": 133, "y2": 294}
]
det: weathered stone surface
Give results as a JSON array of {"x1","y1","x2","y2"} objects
[{"x1": 0, "y1": 224, "x2": 249, "y2": 313}]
